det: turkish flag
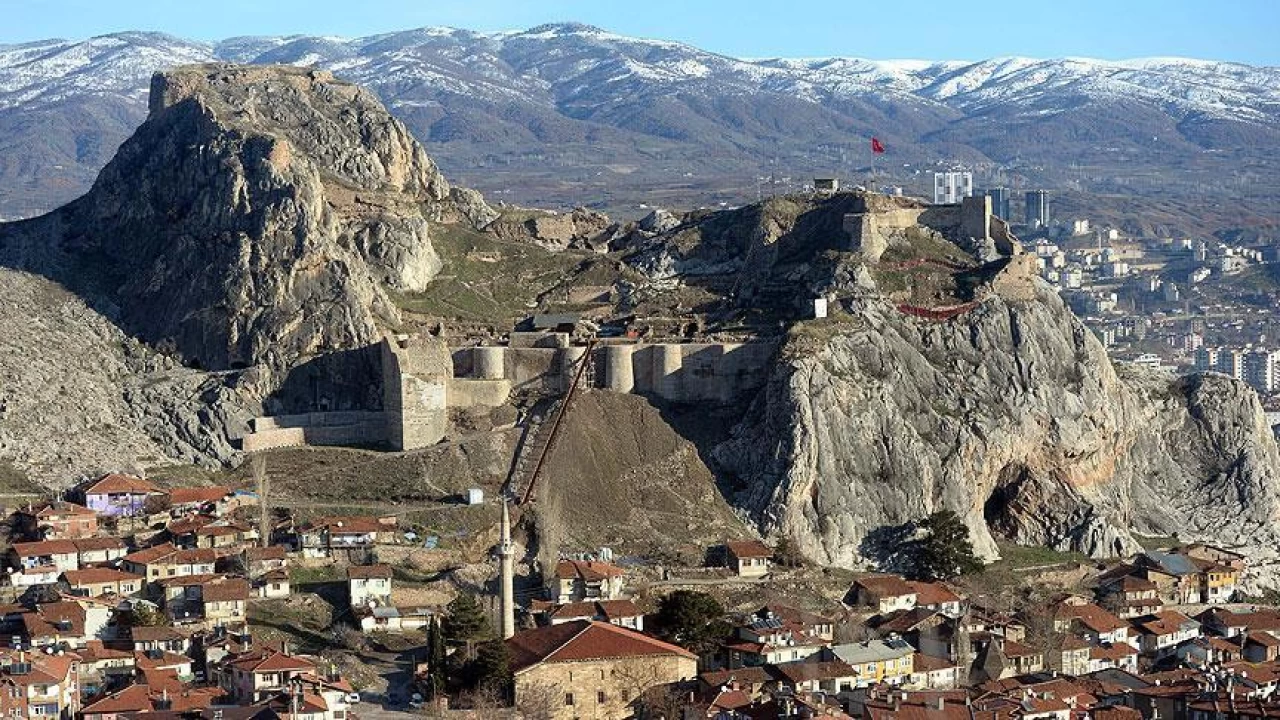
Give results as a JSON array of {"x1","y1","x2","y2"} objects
[{"x1": 871, "y1": 137, "x2": 885, "y2": 154}]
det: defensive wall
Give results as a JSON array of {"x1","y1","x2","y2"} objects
[
  {"x1": 843, "y1": 194, "x2": 1000, "y2": 262},
  {"x1": 241, "y1": 335, "x2": 777, "y2": 453}
]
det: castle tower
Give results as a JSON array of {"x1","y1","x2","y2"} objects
[{"x1": 498, "y1": 500, "x2": 516, "y2": 639}]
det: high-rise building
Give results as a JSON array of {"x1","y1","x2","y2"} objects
[
  {"x1": 985, "y1": 187, "x2": 1011, "y2": 220},
  {"x1": 933, "y1": 172, "x2": 973, "y2": 204},
  {"x1": 1025, "y1": 190, "x2": 1050, "y2": 228},
  {"x1": 1246, "y1": 350, "x2": 1280, "y2": 394}
]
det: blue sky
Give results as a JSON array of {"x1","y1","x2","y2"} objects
[{"x1": 4, "y1": 0, "x2": 1279, "y2": 65}]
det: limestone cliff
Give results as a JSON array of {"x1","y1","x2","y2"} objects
[
  {"x1": 0, "y1": 63, "x2": 491, "y2": 372},
  {"x1": 715, "y1": 279, "x2": 1280, "y2": 568}
]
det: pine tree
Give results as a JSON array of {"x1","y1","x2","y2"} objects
[
  {"x1": 907, "y1": 510, "x2": 983, "y2": 581},
  {"x1": 652, "y1": 590, "x2": 732, "y2": 654},
  {"x1": 443, "y1": 593, "x2": 490, "y2": 659},
  {"x1": 426, "y1": 617, "x2": 446, "y2": 699}
]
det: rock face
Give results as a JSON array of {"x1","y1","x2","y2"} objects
[
  {"x1": 1, "y1": 64, "x2": 489, "y2": 372},
  {"x1": 487, "y1": 207, "x2": 618, "y2": 252},
  {"x1": 716, "y1": 283, "x2": 1280, "y2": 567},
  {"x1": 0, "y1": 64, "x2": 495, "y2": 480}
]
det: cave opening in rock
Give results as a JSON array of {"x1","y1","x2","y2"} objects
[{"x1": 984, "y1": 463, "x2": 1032, "y2": 540}]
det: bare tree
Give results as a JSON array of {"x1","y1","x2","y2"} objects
[{"x1": 252, "y1": 454, "x2": 270, "y2": 547}]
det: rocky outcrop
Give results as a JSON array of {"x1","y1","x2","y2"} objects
[
  {"x1": 1, "y1": 63, "x2": 491, "y2": 373},
  {"x1": 487, "y1": 207, "x2": 618, "y2": 252},
  {"x1": 716, "y1": 281, "x2": 1280, "y2": 567}
]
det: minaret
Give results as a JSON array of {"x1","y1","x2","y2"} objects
[{"x1": 499, "y1": 499, "x2": 516, "y2": 639}]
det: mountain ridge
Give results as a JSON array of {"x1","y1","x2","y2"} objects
[{"x1": 1, "y1": 24, "x2": 1278, "y2": 238}]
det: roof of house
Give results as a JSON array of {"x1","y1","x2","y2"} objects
[
  {"x1": 1091, "y1": 643, "x2": 1138, "y2": 661},
  {"x1": 347, "y1": 564, "x2": 393, "y2": 580},
  {"x1": 305, "y1": 516, "x2": 393, "y2": 534},
  {"x1": 82, "y1": 683, "x2": 154, "y2": 714},
  {"x1": 156, "y1": 573, "x2": 224, "y2": 589},
  {"x1": 906, "y1": 580, "x2": 962, "y2": 606},
  {"x1": 23, "y1": 601, "x2": 86, "y2": 639},
  {"x1": 12, "y1": 539, "x2": 78, "y2": 556},
  {"x1": 506, "y1": 620, "x2": 696, "y2": 674},
  {"x1": 553, "y1": 559, "x2": 625, "y2": 581},
  {"x1": 72, "y1": 537, "x2": 128, "y2": 552},
  {"x1": 24, "y1": 501, "x2": 95, "y2": 518},
  {"x1": 85, "y1": 473, "x2": 161, "y2": 496},
  {"x1": 698, "y1": 665, "x2": 778, "y2": 688},
  {"x1": 225, "y1": 649, "x2": 316, "y2": 673},
  {"x1": 167, "y1": 486, "x2": 231, "y2": 505},
  {"x1": 1142, "y1": 551, "x2": 1201, "y2": 577},
  {"x1": 831, "y1": 638, "x2": 914, "y2": 664},
  {"x1": 725, "y1": 540, "x2": 772, "y2": 559},
  {"x1": 756, "y1": 604, "x2": 834, "y2": 627},
  {"x1": 130, "y1": 625, "x2": 190, "y2": 643},
  {"x1": 911, "y1": 652, "x2": 958, "y2": 672},
  {"x1": 545, "y1": 599, "x2": 642, "y2": 622},
  {"x1": 121, "y1": 544, "x2": 179, "y2": 565},
  {"x1": 245, "y1": 546, "x2": 287, "y2": 561},
  {"x1": 62, "y1": 567, "x2": 143, "y2": 586},
  {"x1": 853, "y1": 574, "x2": 916, "y2": 599},
  {"x1": 773, "y1": 660, "x2": 858, "y2": 683},
  {"x1": 204, "y1": 579, "x2": 252, "y2": 602},
  {"x1": 1133, "y1": 610, "x2": 1200, "y2": 636},
  {"x1": 1055, "y1": 599, "x2": 1128, "y2": 633}
]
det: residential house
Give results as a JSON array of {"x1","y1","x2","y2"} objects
[
  {"x1": 192, "y1": 521, "x2": 257, "y2": 551},
  {"x1": 1131, "y1": 610, "x2": 1201, "y2": 657},
  {"x1": 297, "y1": 516, "x2": 397, "y2": 558},
  {"x1": 158, "y1": 575, "x2": 249, "y2": 626},
  {"x1": 870, "y1": 608, "x2": 957, "y2": 660},
  {"x1": 218, "y1": 648, "x2": 317, "y2": 704},
  {"x1": 1244, "y1": 632, "x2": 1280, "y2": 663},
  {"x1": 80, "y1": 682, "x2": 221, "y2": 720},
  {"x1": 754, "y1": 605, "x2": 835, "y2": 642},
  {"x1": 75, "y1": 640, "x2": 136, "y2": 698},
  {"x1": 346, "y1": 564, "x2": 393, "y2": 608},
  {"x1": 773, "y1": 660, "x2": 859, "y2": 695},
  {"x1": 13, "y1": 501, "x2": 98, "y2": 540},
  {"x1": 1052, "y1": 596, "x2": 1130, "y2": 645},
  {"x1": 80, "y1": 474, "x2": 163, "y2": 517},
  {"x1": 545, "y1": 559, "x2": 625, "y2": 603},
  {"x1": 1096, "y1": 573, "x2": 1163, "y2": 619},
  {"x1": 1180, "y1": 543, "x2": 1246, "y2": 570},
  {"x1": 1196, "y1": 607, "x2": 1279, "y2": 639},
  {"x1": 849, "y1": 575, "x2": 918, "y2": 615},
  {"x1": 242, "y1": 546, "x2": 288, "y2": 578},
  {"x1": 21, "y1": 600, "x2": 110, "y2": 649},
  {"x1": 253, "y1": 569, "x2": 291, "y2": 600},
  {"x1": 165, "y1": 486, "x2": 232, "y2": 514},
  {"x1": 203, "y1": 578, "x2": 251, "y2": 626},
  {"x1": 0, "y1": 649, "x2": 81, "y2": 720},
  {"x1": 72, "y1": 538, "x2": 128, "y2": 567},
  {"x1": 506, "y1": 620, "x2": 698, "y2": 720},
  {"x1": 969, "y1": 637, "x2": 1044, "y2": 683},
  {"x1": 1177, "y1": 636, "x2": 1244, "y2": 665},
  {"x1": 62, "y1": 568, "x2": 143, "y2": 598},
  {"x1": 1134, "y1": 551, "x2": 1209, "y2": 604},
  {"x1": 906, "y1": 581, "x2": 964, "y2": 617},
  {"x1": 11, "y1": 540, "x2": 79, "y2": 574},
  {"x1": 538, "y1": 599, "x2": 645, "y2": 631},
  {"x1": 725, "y1": 613, "x2": 829, "y2": 667},
  {"x1": 1088, "y1": 643, "x2": 1139, "y2": 673},
  {"x1": 829, "y1": 638, "x2": 915, "y2": 687},
  {"x1": 1051, "y1": 635, "x2": 1092, "y2": 677},
  {"x1": 9, "y1": 566, "x2": 60, "y2": 588},
  {"x1": 129, "y1": 626, "x2": 192, "y2": 655},
  {"x1": 120, "y1": 545, "x2": 218, "y2": 588},
  {"x1": 358, "y1": 606, "x2": 435, "y2": 634},
  {"x1": 907, "y1": 653, "x2": 959, "y2": 690},
  {"x1": 724, "y1": 540, "x2": 772, "y2": 578}
]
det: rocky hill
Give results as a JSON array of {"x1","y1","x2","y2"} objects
[
  {"x1": 1, "y1": 63, "x2": 491, "y2": 372},
  {"x1": 1, "y1": 27, "x2": 1278, "y2": 237}
]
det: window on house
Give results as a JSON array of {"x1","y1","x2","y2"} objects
[
  {"x1": 564, "y1": 693, "x2": 574, "y2": 706},
  {"x1": 597, "y1": 691, "x2": 606, "y2": 704}
]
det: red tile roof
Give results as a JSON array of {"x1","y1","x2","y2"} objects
[
  {"x1": 725, "y1": 540, "x2": 772, "y2": 559},
  {"x1": 85, "y1": 473, "x2": 161, "y2": 495},
  {"x1": 346, "y1": 564, "x2": 393, "y2": 580},
  {"x1": 12, "y1": 539, "x2": 78, "y2": 556},
  {"x1": 62, "y1": 567, "x2": 143, "y2": 586},
  {"x1": 26, "y1": 501, "x2": 95, "y2": 518},
  {"x1": 853, "y1": 574, "x2": 916, "y2": 599},
  {"x1": 245, "y1": 546, "x2": 287, "y2": 561},
  {"x1": 72, "y1": 537, "x2": 128, "y2": 552},
  {"x1": 225, "y1": 649, "x2": 316, "y2": 673},
  {"x1": 506, "y1": 620, "x2": 696, "y2": 673},
  {"x1": 553, "y1": 559, "x2": 625, "y2": 581},
  {"x1": 203, "y1": 579, "x2": 251, "y2": 602},
  {"x1": 167, "y1": 486, "x2": 231, "y2": 505},
  {"x1": 906, "y1": 580, "x2": 962, "y2": 606}
]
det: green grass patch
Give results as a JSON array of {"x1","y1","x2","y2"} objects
[{"x1": 0, "y1": 461, "x2": 42, "y2": 495}]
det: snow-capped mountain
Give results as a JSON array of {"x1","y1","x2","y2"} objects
[{"x1": 1, "y1": 23, "x2": 1278, "y2": 231}]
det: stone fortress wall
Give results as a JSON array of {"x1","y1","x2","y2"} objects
[{"x1": 242, "y1": 334, "x2": 777, "y2": 452}]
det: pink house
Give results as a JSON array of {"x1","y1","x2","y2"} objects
[{"x1": 81, "y1": 474, "x2": 162, "y2": 517}]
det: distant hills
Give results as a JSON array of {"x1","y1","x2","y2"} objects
[{"x1": 2, "y1": 24, "x2": 1279, "y2": 236}]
